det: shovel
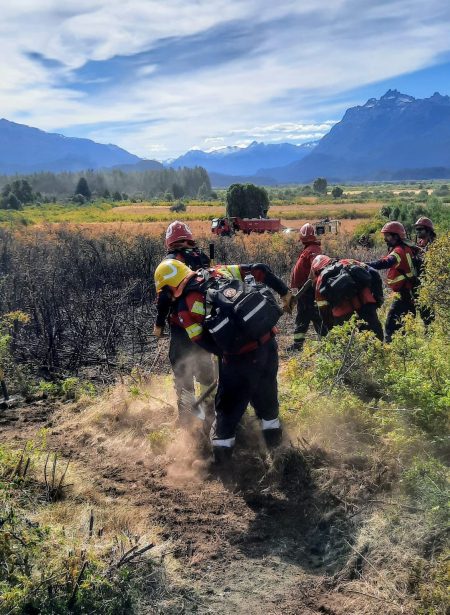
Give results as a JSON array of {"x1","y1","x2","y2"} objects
[{"x1": 181, "y1": 379, "x2": 218, "y2": 421}]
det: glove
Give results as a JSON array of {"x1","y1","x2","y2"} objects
[
  {"x1": 281, "y1": 291, "x2": 296, "y2": 314},
  {"x1": 153, "y1": 325, "x2": 163, "y2": 338}
]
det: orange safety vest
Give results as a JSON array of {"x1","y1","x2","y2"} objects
[{"x1": 386, "y1": 245, "x2": 416, "y2": 292}]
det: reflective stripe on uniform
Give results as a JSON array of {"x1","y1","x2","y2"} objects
[
  {"x1": 212, "y1": 437, "x2": 235, "y2": 448},
  {"x1": 191, "y1": 300, "x2": 205, "y2": 315},
  {"x1": 392, "y1": 251, "x2": 402, "y2": 265},
  {"x1": 405, "y1": 253, "x2": 415, "y2": 277},
  {"x1": 215, "y1": 266, "x2": 234, "y2": 279},
  {"x1": 316, "y1": 300, "x2": 329, "y2": 307},
  {"x1": 186, "y1": 323, "x2": 203, "y2": 339},
  {"x1": 227, "y1": 265, "x2": 242, "y2": 280},
  {"x1": 261, "y1": 418, "x2": 281, "y2": 430},
  {"x1": 387, "y1": 274, "x2": 406, "y2": 285}
]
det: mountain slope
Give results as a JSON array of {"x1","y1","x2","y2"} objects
[
  {"x1": 0, "y1": 119, "x2": 145, "y2": 174},
  {"x1": 272, "y1": 90, "x2": 450, "y2": 182},
  {"x1": 169, "y1": 141, "x2": 316, "y2": 175}
]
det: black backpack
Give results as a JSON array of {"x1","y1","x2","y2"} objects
[
  {"x1": 319, "y1": 261, "x2": 374, "y2": 306},
  {"x1": 203, "y1": 277, "x2": 283, "y2": 353}
]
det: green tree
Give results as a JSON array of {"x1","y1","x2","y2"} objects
[
  {"x1": 112, "y1": 191, "x2": 122, "y2": 201},
  {"x1": 1, "y1": 192, "x2": 22, "y2": 210},
  {"x1": 197, "y1": 182, "x2": 211, "y2": 199},
  {"x1": 331, "y1": 186, "x2": 343, "y2": 198},
  {"x1": 74, "y1": 177, "x2": 91, "y2": 200},
  {"x1": 226, "y1": 183, "x2": 269, "y2": 218},
  {"x1": 11, "y1": 179, "x2": 33, "y2": 203},
  {"x1": 172, "y1": 182, "x2": 184, "y2": 199},
  {"x1": 313, "y1": 178, "x2": 328, "y2": 195}
]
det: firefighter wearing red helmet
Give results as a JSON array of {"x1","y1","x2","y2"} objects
[
  {"x1": 414, "y1": 217, "x2": 436, "y2": 250},
  {"x1": 311, "y1": 255, "x2": 383, "y2": 340},
  {"x1": 154, "y1": 259, "x2": 294, "y2": 468},
  {"x1": 366, "y1": 221, "x2": 419, "y2": 342},
  {"x1": 153, "y1": 221, "x2": 214, "y2": 427},
  {"x1": 287, "y1": 223, "x2": 326, "y2": 351}
]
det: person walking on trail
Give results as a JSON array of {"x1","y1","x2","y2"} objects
[
  {"x1": 153, "y1": 221, "x2": 215, "y2": 427},
  {"x1": 414, "y1": 217, "x2": 436, "y2": 327},
  {"x1": 311, "y1": 255, "x2": 384, "y2": 341},
  {"x1": 153, "y1": 259, "x2": 295, "y2": 465},
  {"x1": 366, "y1": 221, "x2": 420, "y2": 342},
  {"x1": 288, "y1": 223, "x2": 326, "y2": 351}
]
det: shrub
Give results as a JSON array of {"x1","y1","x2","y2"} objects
[{"x1": 419, "y1": 234, "x2": 450, "y2": 326}]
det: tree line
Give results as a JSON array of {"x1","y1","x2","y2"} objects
[{"x1": 0, "y1": 166, "x2": 212, "y2": 208}]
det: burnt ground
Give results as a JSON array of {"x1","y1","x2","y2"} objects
[{"x1": 0, "y1": 398, "x2": 403, "y2": 615}]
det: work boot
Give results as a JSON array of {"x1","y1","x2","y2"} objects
[
  {"x1": 263, "y1": 428, "x2": 283, "y2": 449},
  {"x1": 286, "y1": 341, "x2": 303, "y2": 352},
  {"x1": 212, "y1": 446, "x2": 234, "y2": 484},
  {"x1": 212, "y1": 446, "x2": 233, "y2": 465}
]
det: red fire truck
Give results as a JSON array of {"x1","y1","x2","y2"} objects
[{"x1": 211, "y1": 217, "x2": 283, "y2": 236}]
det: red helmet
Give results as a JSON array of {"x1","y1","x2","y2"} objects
[
  {"x1": 165, "y1": 221, "x2": 194, "y2": 248},
  {"x1": 414, "y1": 216, "x2": 434, "y2": 231},
  {"x1": 299, "y1": 223, "x2": 317, "y2": 244},
  {"x1": 381, "y1": 221, "x2": 406, "y2": 239},
  {"x1": 311, "y1": 254, "x2": 332, "y2": 274}
]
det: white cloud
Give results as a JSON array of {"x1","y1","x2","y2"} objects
[{"x1": 0, "y1": 1, "x2": 450, "y2": 157}]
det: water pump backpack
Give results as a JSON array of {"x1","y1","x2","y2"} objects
[
  {"x1": 319, "y1": 262, "x2": 374, "y2": 306},
  {"x1": 203, "y1": 277, "x2": 283, "y2": 353}
]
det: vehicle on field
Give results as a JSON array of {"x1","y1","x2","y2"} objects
[{"x1": 211, "y1": 217, "x2": 283, "y2": 236}]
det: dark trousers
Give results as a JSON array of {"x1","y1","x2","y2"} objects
[
  {"x1": 169, "y1": 325, "x2": 215, "y2": 417},
  {"x1": 294, "y1": 289, "x2": 326, "y2": 344},
  {"x1": 385, "y1": 291, "x2": 416, "y2": 342},
  {"x1": 212, "y1": 338, "x2": 279, "y2": 444},
  {"x1": 334, "y1": 303, "x2": 384, "y2": 341}
]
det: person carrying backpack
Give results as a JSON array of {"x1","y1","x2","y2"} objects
[
  {"x1": 311, "y1": 255, "x2": 384, "y2": 341},
  {"x1": 153, "y1": 221, "x2": 214, "y2": 426},
  {"x1": 366, "y1": 221, "x2": 419, "y2": 342},
  {"x1": 153, "y1": 258, "x2": 295, "y2": 465},
  {"x1": 288, "y1": 223, "x2": 326, "y2": 351}
]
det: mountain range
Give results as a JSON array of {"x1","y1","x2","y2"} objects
[
  {"x1": 0, "y1": 119, "x2": 161, "y2": 175},
  {"x1": 168, "y1": 141, "x2": 316, "y2": 176},
  {"x1": 1, "y1": 90, "x2": 450, "y2": 182},
  {"x1": 272, "y1": 90, "x2": 450, "y2": 182}
]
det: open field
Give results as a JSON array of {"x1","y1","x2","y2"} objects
[{"x1": 0, "y1": 198, "x2": 380, "y2": 231}]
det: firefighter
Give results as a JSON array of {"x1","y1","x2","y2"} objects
[
  {"x1": 153, "y1": 259, "x2": 295, "y2": 465},
  {"x1": 288, "y1": 223, "x2": 326, "y2": 351},
  {"x1": 414, "y1": 216, "x2": 436, "y2": 251},
  {"x1": 366, "y1": 221, "x2": 418, "y2": 342},
  {"x1": 311, "y1": 255, "x2": 384, "y2": 341},
  {"x1": 153, "y1": 221, "x2": 214, "y2": 426}
]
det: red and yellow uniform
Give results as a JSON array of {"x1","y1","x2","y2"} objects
[
  {"x1": 367, "y1": 245, "x2": 416, "y2": 292},
  {"x1": 170, "y1": 264, "x2": 287, "y2": 354}
]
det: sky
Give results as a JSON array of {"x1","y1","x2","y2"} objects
[{"x1": 1, "y1": 0, "x2": 450, "y2": 160}]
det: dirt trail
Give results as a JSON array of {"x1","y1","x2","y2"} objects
[{"x1": 1, "y1": 400, "x2": 396, "y2": 615}]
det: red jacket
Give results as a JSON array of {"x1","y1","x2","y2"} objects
[
  {"x1": 367, "y1": 244, "x2": 416, "y2": 292},
  {"x1": 290, "y1": 242, "x2": 322, "y2": 289},
  {"x1": 315, "y1": 259, "x2": 376, "y2": 318}
]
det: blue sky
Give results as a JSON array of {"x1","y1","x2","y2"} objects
[{"x1": 1, "y1": 1, "x2": 450, "y2": 159}]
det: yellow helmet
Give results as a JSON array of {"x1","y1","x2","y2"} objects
[{"x1": 154, "y1": 259, "x2": 195, "y2": 296}]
